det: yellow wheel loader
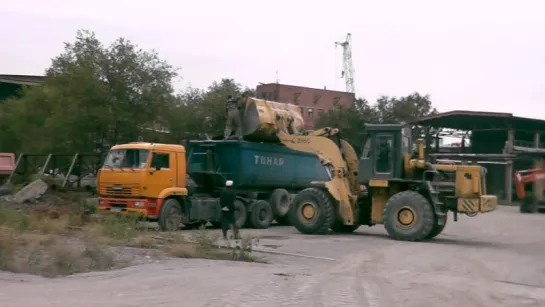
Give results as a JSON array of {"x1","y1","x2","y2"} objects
[{"x1": 243, "y1": 98, "x2": 497, "y2": 241}]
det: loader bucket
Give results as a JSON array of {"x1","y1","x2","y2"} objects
[{"x1": 242, "y1": 97, "x2": 304, "y2": 142}]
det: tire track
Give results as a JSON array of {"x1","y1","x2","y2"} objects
[{"x1": 282, "y1": 252, "x2": 374, "y2": 307}]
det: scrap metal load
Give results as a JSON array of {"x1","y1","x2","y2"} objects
[{"x1": 241, "y1": 97, "x2": 305, "y2": 142}]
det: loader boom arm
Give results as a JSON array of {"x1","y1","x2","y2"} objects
[{"x1": 241, "y1": 96, "x2": 360, "y2": 224}]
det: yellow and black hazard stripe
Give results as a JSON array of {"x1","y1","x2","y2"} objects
[{"x1": 459, "y1": 199, "x2": 478, "y2": 213}]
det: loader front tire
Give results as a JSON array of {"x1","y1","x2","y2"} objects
[
  {"x1": 289, "y1": 188, "x2": 335, "y2": 234},
  {"x1": 383, "y1": 191, "x2": 434, "y2": 241},
  {"x1": 424, "y1": 214, "x2": 447, "y2": 240}
]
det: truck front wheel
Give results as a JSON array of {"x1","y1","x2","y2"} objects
[
  {"x1": 158, "y1": 198, "x2": 182, "y2": 232},
  {"x1": 289, "y1": 188, "x2": 335, "y2": 234}
]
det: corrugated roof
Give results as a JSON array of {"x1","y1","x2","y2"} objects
[
  {"x1": 413, "y1": 110, "x2": 545, "y2": 132},
  {"x1": 0, "y1": 74, "x2": 45, "y2": 86}
]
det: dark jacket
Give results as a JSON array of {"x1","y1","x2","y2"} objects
[{"x1": 220, "y1": 187, "x2": 236, "y2": 212}]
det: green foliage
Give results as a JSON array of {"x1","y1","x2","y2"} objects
[
  {"x1": 0, "y1": 30, "x2": 178, "y2": 153},
  {"x1": 315, "y1": 93, "x2": 438, "y2": 146},
  {"x1": 165, "y1": 79, "x2": 254, "y2": 141}
]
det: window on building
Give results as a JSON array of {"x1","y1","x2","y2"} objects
[
  {"x1": 267, "y1": 92, "x2": 273, "y2": 100},
  {"x1": 150, "y1": 153, "x2": 170, "y2": 169},
  {"x1": 299, "y1": 107, "x2": 305, "y2": 116},
  {"x1": 333, "y1": 97, "x2": 341, "y2": 106},
  {"x1": 261, "y1": 92, "x2": 267, "y2": 99},
  {"x1": 307, "y1": 108, "x2": 314, "y2": 120}
]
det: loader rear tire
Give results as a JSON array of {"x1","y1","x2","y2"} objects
[
  {"x1": 383, "y1": 191, "x2": 434, "y2": 241},
  {"x1": 289, "y1": 188, "x2": 335, "y2": 234},
  {"x1": 158, "y1": 198, "x2": 182, "y2": 232},
  {"x1": 269, "y1": 189, "x2": 291, "y2": 219}
]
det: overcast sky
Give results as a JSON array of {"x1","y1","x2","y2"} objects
[{"x1": 1, "y1": 0, "x2": 544, "y2": 118}]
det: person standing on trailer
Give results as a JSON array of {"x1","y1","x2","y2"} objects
[
  {"x1": 220, "y1": 180, "x2": 240, "y2": 240},
  {"x1": 224, "y1": 95, "x2": 243, "y2": 140}
]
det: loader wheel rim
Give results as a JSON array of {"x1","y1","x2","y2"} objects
[
  {"x1": 397, "y1": 206, "x2": 417, "y2": 229},
  {"x1": 301, "y1": 202, "x2": 317, "y2": 221}
]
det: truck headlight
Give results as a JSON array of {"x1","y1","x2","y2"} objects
[{"x1": 134, "y1": 201, "x2": 145, "y2": 208}]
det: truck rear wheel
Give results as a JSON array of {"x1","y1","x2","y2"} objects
[
  {"x1": 248, "y1": 200, "x2": 273, "y2": 229},
  {"x1": 289, "y1": 188, "x2": 335, "y2": 234},
  {"x1": 158, "y1": 198, "x2": 182, "y2": 232},
  {"x1": 234, "y1": 199, "x2": 247, "y2": 228},
  {"x1": 383, "y1": 191, "x2": 434, "y2": 241},
  {"x1": 269, "y1": 189, "x2": 291, "y2": 219}
]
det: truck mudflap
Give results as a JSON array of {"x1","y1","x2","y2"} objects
[
  {"x1": 456, "y1": 195, "x2": 497, "y2": 213},
  {"x1": 97, "y1": 198, "x2": 160, "y2": 219}
]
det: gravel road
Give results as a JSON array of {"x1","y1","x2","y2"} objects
[{"x1": 2, "y1": 206, "x2": 545, "y2": 307}]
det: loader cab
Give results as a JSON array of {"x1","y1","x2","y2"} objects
[{"x1": 358, "y1": 124, "x2": 412, "y2": 183}]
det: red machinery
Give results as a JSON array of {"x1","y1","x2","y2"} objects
[{"x1": 514, "y1": 168, "x2": 545, "y2": 213}]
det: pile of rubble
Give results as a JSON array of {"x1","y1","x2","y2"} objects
[{"x1": 0, "y1": 179, "x2": 49, "y2": 204}]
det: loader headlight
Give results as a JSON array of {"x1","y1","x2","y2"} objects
[{"x1": 134, "y1": 201, "x2": 145, "y2": 208}]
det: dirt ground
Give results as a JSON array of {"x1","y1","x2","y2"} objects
[{"x1": 2, "y1": 205, "x2": 545, "y2": 307}]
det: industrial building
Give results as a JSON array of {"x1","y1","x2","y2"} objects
[
  {"x1": 414, "y1": 110, "x2": 545, "y2": 207},
  {"x1": 256, "y1": 83, "x2": 355, "y2": 130},
  {"x1": 0, "y1": 74, "x2": 44, "y2": 103}
]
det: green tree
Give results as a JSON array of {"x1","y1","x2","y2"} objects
[
  {"x1": 314, "y1": 98, "x2": 377, "y2": 148},
  {"x1": 165, "y1": 78, "x2": 255, "y2": 140},
  {"x1": 314, "y1": 93, "x2": 438, "y2": 147},
  {"x1": 0, "y1": 29, "x2": 178, "y2": 153},
  {"x1": 374, "y1": 92, "x2": 437, "y2": 124}
]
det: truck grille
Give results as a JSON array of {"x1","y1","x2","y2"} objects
[{"x1": 99, "y1": 184, "x2": 140, "y2": 196}]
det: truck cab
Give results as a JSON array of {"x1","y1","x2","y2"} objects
[
  {"x1": 97, "y1": 143, "x2": 187, "y2": 220},
  {"x1": 358, "y1": 124, "x2": 412, "y2": 182}
]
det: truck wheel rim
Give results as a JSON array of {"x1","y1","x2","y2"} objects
[
  {"x1": 301, "y1": 202, "x2": 316, "y2": 221},
  {"x1": 258, "y1": 208, "x2": 268, "y2": 221},
  {"x1": 397, "y1": 206, "x2": 417, "y2": 229}
]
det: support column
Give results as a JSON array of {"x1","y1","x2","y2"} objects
[
  {"x1": 505, "y1": 129, "x2": 514, "y2": 206},
  {"x1": 533, "y1": 132, "x2": 543, "y2": 212}
]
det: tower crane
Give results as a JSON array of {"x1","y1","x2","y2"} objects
[{"x1": 335, "y1": 33, "x2": 356, "y2": 95}]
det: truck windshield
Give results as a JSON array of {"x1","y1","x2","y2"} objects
[{"x1": 103, "y1": 149, "x2": 150, "y2": 169}]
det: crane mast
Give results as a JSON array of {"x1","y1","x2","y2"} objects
[{"x1": 335, "y1": 33, "x2": 356, "y2": 95}]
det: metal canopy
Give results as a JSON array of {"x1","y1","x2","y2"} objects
[{"x1": 412, "y1": 110, "x2": 545, "y2": 132}]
